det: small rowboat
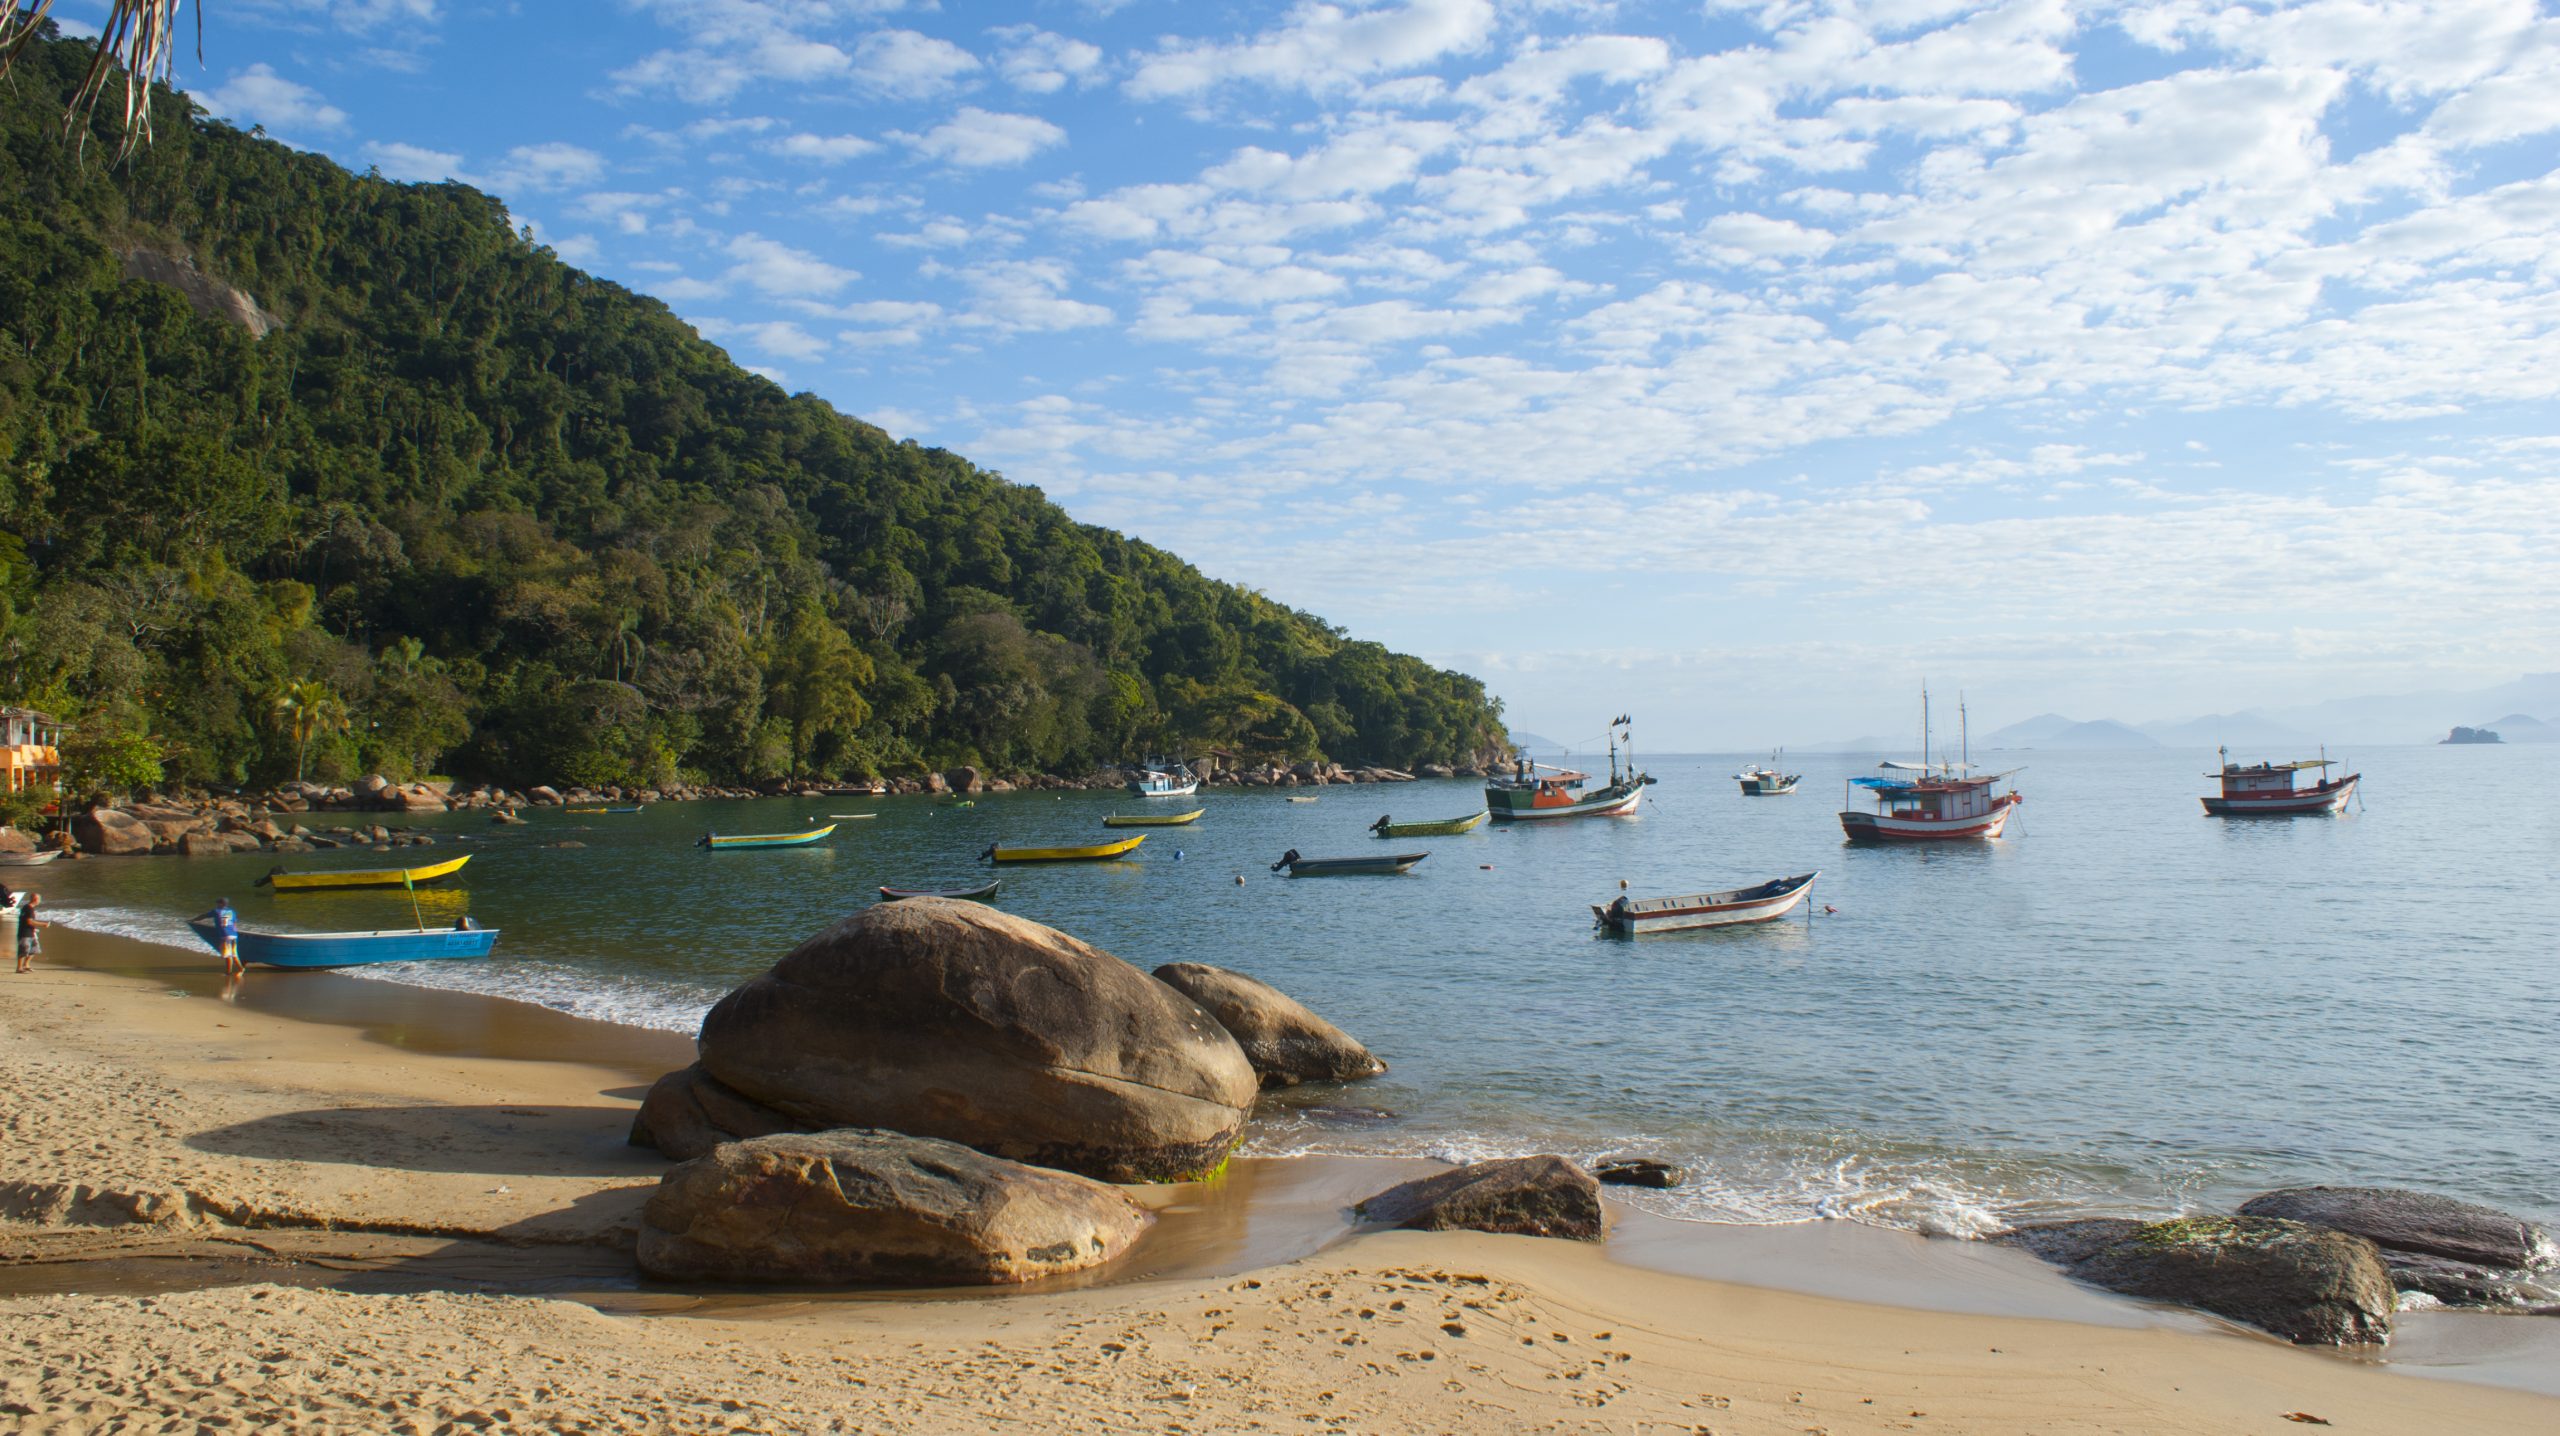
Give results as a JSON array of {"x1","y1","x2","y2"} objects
[
  {"x1": 1272, "y1": 848, "x2": 1428, "y2": 877},
  {"x1": 1593, "y1": 872, "x2": 1819, "y2": 934},
  {"x1": 830, "y1": 813, "x2": 878, "y2": 820},
  {"x1": 698, "y1": 825, "x2": 837, "y2": 851},
  {"x1": 563, "y1": 807, "x2": 606, "y2": 814},
  {"x1": 1285, "y1": 795, "x2": 1318, "y2": 803},
  {"x1": 0, "y1": 850, "x2": 61, "y2": 867},
  {"x1": 605, "y1": 805, "x2": 645, "y2": 814},
  {"x1": 1102, "y1": 808, "x2": 1204, "y2": 828},
  {"x1": 262, "y1": 854, "x2": 473, "y2": 892},
  {"x1": 879, "y1": 879, "x2": 1002, "y2": 902},
  {"x1": 1370, "y1": 811, "x2": 1487, "y2": 839},
  {"x1": 981, "y1": 835, "x2": 1146, "y2": 863},
  {"x1": 188, "y1": 915, "x2": 499, "y2": 969}
]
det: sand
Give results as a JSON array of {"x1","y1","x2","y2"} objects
[{"x1": 5, "y1": 928, "x2": 2555, "y2": 1434}]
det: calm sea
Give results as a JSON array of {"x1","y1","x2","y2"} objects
[{"x1": 37, "y1": 744, "x2": 2560, "y2": 1236}]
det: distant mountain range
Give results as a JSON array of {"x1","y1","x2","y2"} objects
[
  {"x1": 1506, "y1": 730, "x2": 1565, "y2": 753},
  {"x1": 1815, "y1": 673, "x2": 2560, "y2": 751}
]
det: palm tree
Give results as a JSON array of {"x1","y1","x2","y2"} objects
[
  {"x1": 1, "y1": 2, "x2": 197, "y2": 159},
  {"x1": 271, "y1": 679, "x2": 350, "y2": 785}
]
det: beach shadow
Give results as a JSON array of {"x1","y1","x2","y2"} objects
[{"x1": 186, "y1": 1103, "x2": 665, "y2": 1178}]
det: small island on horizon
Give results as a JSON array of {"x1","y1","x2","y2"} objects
[{"x1": 2442, "y1": 726, "x2": 2504, "y2": 745}]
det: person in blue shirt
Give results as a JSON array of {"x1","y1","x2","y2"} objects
[{"x1": 208, "y1": 897, "x2": 241, "y2": 977}]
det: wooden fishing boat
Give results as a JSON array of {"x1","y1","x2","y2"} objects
[
  {"x1": 830, "y1": 813, "x2": 878, "y2": 820},
  {"x1": 1594, "y1": 872, "x2": 1819, "y2": 933},
  {"x1": 1734, "y1": 750, "x2": 1801, "y2": 796},
  {"x1": 1272, "y1": 848, "x2": 1428, "y2": 877},
  {"x1": 981, "y1": 835, "x2": 1146, "y2": 863},
  {"x1": 1838, "y1": 690, "x2": 2020, "y2": 842},
  {"x1": 1102, "y1": 808, "x2": 1204, "y2": 827},
  {"x1": 187, "y1": 915, "x2": 499, "y2": 969},
  {"x1": 562, "y1": 807, "x2": 606, "y2": 814},
  {"x1": 262, "y1": 853, "x2": 473, "y2": 892},
  {"x1": 1486, "y1": 716, "x2": 1653, "y2": 822},
  {"x1": 2201, "y1": 749, "x2": 2359, "y2": 816},
  {"x1": 1127, "y1": 763, "x2": 1199, "y2": 799},
  {"x1": 1369, "y1": 811, "x2": 1487, "y2": 838},
  {"x1": 605, "y1": 805, "x2": 645, "y2": 814},
  {"x1": 1285, "y1": 795, "x2": 1318, "y2": 803},
  {"x1": 698, "y1": 825, "x2": 837, "y2": 850},
  {"x1": 878, "y1": 879, "x2": 1002, "y2": 902},
  {"x1": 0, "y1": 849, "x2": 60, "y2": 867}
]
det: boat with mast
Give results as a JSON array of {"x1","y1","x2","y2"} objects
[
  {"x1": 1485, "y1": 716, "x2": 1654, "y2": 822},
  {"x1": 2200, "y1": 748, "x2": 2359, "y2": 816},
  {"x1": 1734, "y1": 749, "x2": 1800, "y2": 796},
  {"x1": 1838, "y1": 689, "x2": 2022, "y2": 842},
  {"x1": 1126, "y1": 760, "x2": 1199, "y2": 799}
]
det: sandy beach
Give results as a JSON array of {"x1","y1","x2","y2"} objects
[{"x1": 4, "y1": 925, "x2": 2554, "y2": 1434}]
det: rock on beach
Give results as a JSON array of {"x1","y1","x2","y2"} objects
[
  {"x1": 1357, "y1": 1156, "x2": 1607, "y2": 1241},
  {"x1": 2001, "y1": 1215, "x2": 2395, "y2": 1345},
  {"x1": 1150, "y1": 961, "x2": 1386, "y2": 1088},
  {"x1": 685, "y1": 899, "x2": 1258, "y2": 1183},
  {"x1": 637, "y1": 1130, "x2": 1151, "y2": 1286},
  {"x1": 2237, "y1": 1185, "x2": 2558, "y2": 1308}
]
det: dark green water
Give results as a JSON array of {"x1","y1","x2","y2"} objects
[{"x1": 34, "y1": 745, "x2": 2560, "y2": 1235}]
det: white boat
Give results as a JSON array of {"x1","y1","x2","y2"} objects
[
  {"x1": 1734, "y1": 749, "x2": 1800, "y2": 796},
  {"x1": 2201, "y1": 749, "x2": 2359, "y2": 816},
  {"x1": 1839, "y1": 689, "x2": 2021, "y2": 842},
  {"x1": 1595, "y1": 872, "x2": 1819, "y2": 932},
  {"x1": 1127, "y1": 762, "x2": 1199, "y2": 799}
]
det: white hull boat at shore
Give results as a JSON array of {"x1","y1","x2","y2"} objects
[{"x1": 1595, "y1": 872, "x2": 1819, "y2": 933}]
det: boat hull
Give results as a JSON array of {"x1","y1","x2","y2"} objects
[
  {"x1": 1373, "y1": 811, "x2": 1488, "y2": 838},
  {"x1": 2201, "y1": 775, "x2": 2358, "y2": 816},
  {"x1": 702, "y1": 825, "x2": 837, "y2": 850},
  {"x1": 879, "y1": 881, "x2": 1001, "y2": 902},
  {"x1": 1486, "y1": 784, "x2": 1646, "y2": 822},
  {"x1": 0, "y1": 850, "x2": 60, "y2": 867},
  {"x1": 1596, "y1": 873, "x2": 1818, "y2": 933},
  {"x1": 1737, "y1": 777, "x2": 1799, "y2": 796},
  {"x1": 1102, "y1": 808, "x2": 1204, "y2": 827},
  {"x1": 1839, "y1": 796, "x2": 2020, "y2": 842},
  {"x1": 189, "y1": 917, "x2": 498, "y2": 969},
  {"x1": 1284, "y1": 852, "x2": 1428, "y2": 876},
  {"x1": 267, "y1": 854, "x2": 474, "y2": 891},
  {"x1": 988, "y1": 835, "x2": 1146, "y2": 863}
]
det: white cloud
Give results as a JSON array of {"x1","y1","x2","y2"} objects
[
  {"x1": 363, "y1": 140, "x2": 463, "y2": 183},
  {"x1": 485, "y1": 143, "x2": 608, "y2": 194},
  {"x1": 853, "y1": 29, "x2": 984, "y2": 99},
  {"x1": 898, "y1": 108, "x2": 1067, "y2": 167},
  {"x1": 725, "y1": 234, "x2": 861, "y2": 296},
  {"x1": 1127, "y1": 0, "x2": 1497, "y2": 99},
  {"x1": 768, "y1": 132, "x2": 882, "y2": 163},
  {"x1": 199, "y1": 65, "x2": 347, "y2": 133},
  {"x1": 992, "y1": 25, "x2": 1103, "y2": 93}
]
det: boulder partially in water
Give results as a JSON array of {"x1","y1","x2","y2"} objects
[
  {"x1": 1592, "y1": 1157, "x2": 1686, "y2": 1190},
  {"x1": 637, "y1": 1130, "x2": 1151, "y2": 1286},
  {"x1": 1357, "y1": 1156, "x2": 1606, "y2": 1241},
  {"x1": 1150, "y1": 962, "x2": 1385, "y2": 1088},
  {"x1": 694, "y1": 899, "x2": 1257, "y2": 1182},
  {"x1": 2004, "y1": 1215, "x2": 2394, "y2": 1345},
  {"x1": 2237, "y1": 1186, "x2": 2558, "y2": 1310}
]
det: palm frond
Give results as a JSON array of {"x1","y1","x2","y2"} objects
[{"x1": 0, "y1": 2, "x2": 200, "y2": 160}]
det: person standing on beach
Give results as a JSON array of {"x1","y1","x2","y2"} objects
[
  {"x1": 210, "y1": 897, "x2": 242, "y2": 977},
  {"x1": 13, "y1": 892, "x2": 44, "y2": 973}
]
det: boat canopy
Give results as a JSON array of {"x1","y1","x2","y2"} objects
[
  {"x1": 1848, "y1": 776, "x2": 1914, "y2": 791},
  {"x1": 2211, "y1": 758, "x2": 2336, "y2": 774},
  {"x1": 1878, "y1": 759, "x2": 1973, "y2": 773}
]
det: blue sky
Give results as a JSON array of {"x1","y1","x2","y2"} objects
[{"x1": 64, "y1": 0, "x2": 2560, "y2": 746}]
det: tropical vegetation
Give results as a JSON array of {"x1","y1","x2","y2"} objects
[{"x1": 0, "y1": 27, "x2": 1504, "y2": 794}]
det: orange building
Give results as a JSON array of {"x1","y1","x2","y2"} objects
[{"x1": 1, "y1": 707, "x2": 63, "y2": 793}]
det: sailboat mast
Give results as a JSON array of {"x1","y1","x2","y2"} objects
[
  {"x1": 1921, "y1": 681, "x2": 1932, "y2": 772},
  {"x1": 1961, "y1": 692, "x2": 1969, "y2": 771}
]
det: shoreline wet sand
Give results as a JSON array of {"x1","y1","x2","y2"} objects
[{"x1": 5, "y1": 924, "x2": 2557, "y2": 1430}]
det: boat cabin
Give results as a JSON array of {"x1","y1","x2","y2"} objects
[
  {"x1": 1486, "y1": 762, "x2": 1589, "y2": 815},
  {"x1": 1850, "y1": 774, "x2": 2004, "y2": 822},
  {"x1": 2212, "y1": 758, "x2": 2331, "y2": 798}
]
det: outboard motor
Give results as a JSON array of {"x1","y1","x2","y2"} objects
[
  {"x1": 978, "y1": 842, "x2": 998, "y2": 864},
  {"x1": 1270, "y1": 848, "x2": 1300, "y2": 873}
]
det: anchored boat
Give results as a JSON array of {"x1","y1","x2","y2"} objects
[
  {"x1": 982, "y1": 835, "x2": 1146, "y2": 863},
  {"x1": 187, "y1": 915, "x2": 498, "y2": 969},
  {"x1": 1594, "y1": 872, "x2": 1819, "y2": 933},
  {"x1": 0, "y1": 850, "x2": 60, "y2": 867},
  {"x1": 697, "y1": 825, "x2": 836, "y2": 851},
  {"x1": 2202, "y1": 749, "x2": 2359, "y2": 816},
  {"x1": 1486, "y1": 715, "x2": 1654, "y2": 822},
  {"x1": 261, "y1": 854, "x2": 473, "y2": 892},
  {"x1": 1734, "y1": 750, "x2": 1801, "y2": 796},
  {"x1": 1272, "y1": 848, "x2": 1428, "y2": 877},
  {"x1": 878, "y1": 879, "x2": 1002, "y2": 902},
  {"x1": 1102, "y1": 808, "x2": 1204, "y2": 827},
  {"x1": 1838, "y1": 688, "x2": 2020, "y2": 842},
  {"x1": 1127, "y1": 762, "x2": 1200, "y2": 799},
  {"x1": 1369, "y1": 811, "x2": 1487, "y2": 838}
]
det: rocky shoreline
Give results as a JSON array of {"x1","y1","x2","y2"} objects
[{"x1": 8, "y1": 756, "x2": 1489, "y2": 860}]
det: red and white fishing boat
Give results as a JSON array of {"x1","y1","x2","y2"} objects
[
  {"x1": 1593, "y1": 872, "x2": 1819, "y2": 933},
  {"x1": 1485, "y1": 716, "x2": 1654, "y2": 822},
  {"x1": 2200, "y1": 749, "x2": 2358, "y2": 816},
  {"x1": 1837, "y1": 688, "x2": 2022, "y2": 843}
]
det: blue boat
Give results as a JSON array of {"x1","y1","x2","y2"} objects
[{"x1": 188, "y1": 915, "x2": 499, "y2": 969}]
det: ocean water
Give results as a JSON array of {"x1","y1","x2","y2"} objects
[{"x1": 35, "y1": 744, "x2": 2560, "y2": 1237}]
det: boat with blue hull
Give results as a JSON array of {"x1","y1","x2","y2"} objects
[{"x1": 188, "y1": 916, "x2": 499, "y2": 969}]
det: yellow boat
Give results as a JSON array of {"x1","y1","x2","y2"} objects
[
  {"x1": 261, "y1": 853, "x2": 474, "y2": 892},
  {"x1": 563, "y1": 806, "x2": 606, "y2": 814},
  {"x1": 1101, "y1": 808, "x2": 1204, "y2": 828},
  {"x1": 981, "y1": 835, "x2": 1146, "y2": 863}
]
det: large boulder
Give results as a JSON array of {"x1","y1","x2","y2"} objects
[
  {"x1": 637, "y1": 1130, "x2": 1151, "y2": 1286},
  {"x1": 1150, "y1": 962, "x2": 1385, "y2": 1088},
  {"x1": 943, "y1": 766, "x2": 984, "y2": 796},
  {"x1": 693, "y1": 899, "x2": 1257, "y2": 1182},
  {"x1": 629, "y1": 1063, "x2": 806, "y2": 1158},
  {"x1": 0, "y1": 828, "x2": 34, "y2": 856},
  {"x1": 395, "y1": 784, "x2": 448, "y2": 813},
  {"x1": 72, "y1": 807, "x2": 153, "y2": 856},
  {"x1": 2237, "y1": 1186, "x2": 2557, "y2": 1308},
  {"x1": 1356, "y1": 1156, "x2": 1606, "y2": 1241},
  {"x1": 2005, "y1": 1215, "x2": 2395, "y2": 1345}
]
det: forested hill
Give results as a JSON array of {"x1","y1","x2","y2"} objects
[{"x1": 0, "y1": 30, "x2": 1503, "y2": 796}]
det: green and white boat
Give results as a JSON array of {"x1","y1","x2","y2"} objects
[
  {"x1": 1369, "y1": 810, "x2": 1488, "y2": 838},
  {"x1": 1486, "y1": 716, "x2": 1654, "y2": 822}
]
